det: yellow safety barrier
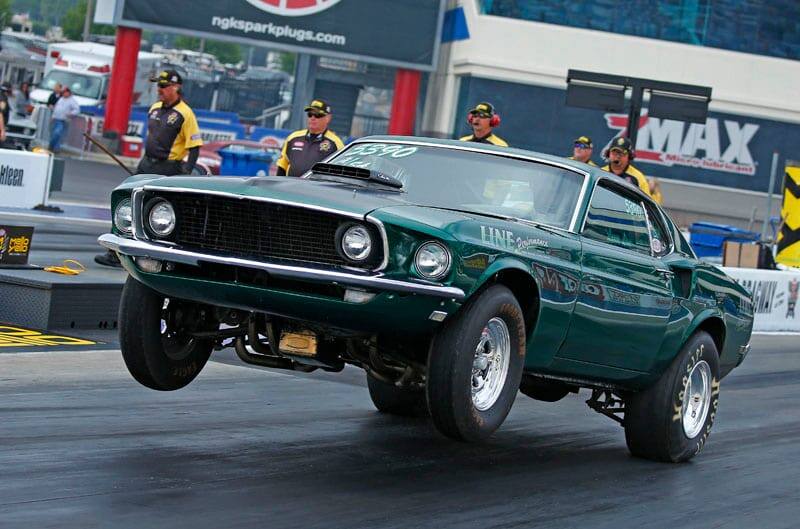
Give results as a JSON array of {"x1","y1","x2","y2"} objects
[{"x1": 776, "y1": 164, "x2": 800, "y2": 267}]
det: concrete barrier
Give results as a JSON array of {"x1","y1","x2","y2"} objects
[{"x1": 722, "y1": 267, "x2": 800, "y2": 332}]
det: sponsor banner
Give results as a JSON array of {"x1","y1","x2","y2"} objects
[
  {"x1": 88, "y1": 115, "x2": 247, "y2": 144},
  {"x1": 196, "y1": 122, "x2": 247, "y2": 143},
  {"x1": 0, "y1": 150, "x2": 52, "y2": 209},
  {"x1": 722, "y1": 267, "x2": 800, "y2": 332},
  {"x1": 115, "y1": 0, "x2": 445, "y2": 70},
  {"x1": 0, "y1": 226, "x2": 34, "y2": 266},
  {"x1": 249, "y1": 127, "x2": 290, "y2": 148},
  {"x1": 456, "y1": 78, "x2": 800, "y2": 192}
]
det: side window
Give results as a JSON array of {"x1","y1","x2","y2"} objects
[
  {"x1": 582, "y1": 184, "x2": 651, "y2": 254},
  {"x1": 645, "y1": 204, "x2": 672, "y2": 257}
]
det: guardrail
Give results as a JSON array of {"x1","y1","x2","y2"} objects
[{"x1": 722, "y1": 266, "x2": 800, "y2": 332}]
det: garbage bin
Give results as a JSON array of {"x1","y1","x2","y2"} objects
[
  {"x1": 218, "y1": 147, "x2": 276, "y2": 177},
  {"x1": 689, "y1": 222, "x2": 760, "y2": 258}
]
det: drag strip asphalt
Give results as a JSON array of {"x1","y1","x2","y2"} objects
[{"x1": 0, "y1": 335, "x2": 798, "y2": 529}]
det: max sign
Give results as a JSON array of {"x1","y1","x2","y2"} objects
[{"x1": 605, "y1": 114, "x2": 759, "y2": 176}]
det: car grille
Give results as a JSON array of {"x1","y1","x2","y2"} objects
[{"x1": 151, "y1": 191, "x2": 373, "y2": 268}]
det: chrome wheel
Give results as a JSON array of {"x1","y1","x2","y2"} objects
[
  {"x1": 471, "y1": 317, "x2": 511, "y2": 411},
  {"x1": 682, "y1": 360, "x2": 712, "y2": 438}
]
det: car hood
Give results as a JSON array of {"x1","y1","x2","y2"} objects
[{"x1": 134, "y1": 175, "x2": 412, "y2": 218}]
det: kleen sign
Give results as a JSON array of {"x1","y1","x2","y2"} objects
[
  {"x1": 245, "y1": 0, "x2": 342, "y2": 17},
  {"x1": 605, "y1": 114, "x2": 759, "y2": 176},
  {"x1": 0, "y1": 151, "x2": 53, "y2": 209}
]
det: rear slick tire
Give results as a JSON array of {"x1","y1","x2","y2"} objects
[
  {"x1": 427, "y1": 284, "x2": 526, "y2": 442},
  {"x1": 624, "y1": 331, "x2": 721, "y2": 463},
  {"x1": 119, "y1": 276, "x2": 216, "y2": 391}
]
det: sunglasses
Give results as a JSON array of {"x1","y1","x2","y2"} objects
[
  {"x1": 574, "y1": 143, "x2": 591, "y2": 149},
  {"x1": 609, "y1": 148, "x2": 629, "y2": 154},
  {"x1": 307, "y1": 112, "x2": 326, "y2": 118}
]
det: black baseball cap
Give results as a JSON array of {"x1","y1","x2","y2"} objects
[
  {"x1": 609, "y1": 136, "x2": 633, "y2": 154},
  {"x1": 573, "y1": 135, "x2": 592, "y2": 147},
  {"x1": 469, "y1": 102, "x2": 495, "y2": 117},
  {"x1": 304, "y1": 99, "x2": 331, "y2": 116},
  {"x1": 150, "y1": 70, "x2": 183, "y2": 87}
]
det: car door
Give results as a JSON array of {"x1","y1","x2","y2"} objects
[{"x1": 557, "y1": 181, "x2": 674, "y2": 372}]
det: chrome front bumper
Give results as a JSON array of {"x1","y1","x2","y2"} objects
[{"x1": 98, "y1": 233, "x2": 466, "y2": 301}]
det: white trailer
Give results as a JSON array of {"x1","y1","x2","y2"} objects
[{"x1": 30, "y1": 42, "x2": 163, "y2": 108}]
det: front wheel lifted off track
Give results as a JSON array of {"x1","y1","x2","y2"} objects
[
  {"x1": 624, "y1": 330, "x2": 721, "y2": 463},
  {"x1": 427, "y1": 284, "x2": 526, "y2": 442},
  {"x1": 119, "y1": 276, "x2": 218, "y2": 391}
]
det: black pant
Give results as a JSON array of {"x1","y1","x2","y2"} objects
[{"x1": 136, "y1": 157, "x2": 186, "y2": 176}]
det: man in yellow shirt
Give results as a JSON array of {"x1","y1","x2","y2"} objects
[
  {"x1": 459, "y1": 102, "x2": 508, "y2": 147},
  {"x1": 277, "y1": 99, "x2": 344, "y2": 177},
  {"x1": 602, "y1": 137, "x2": 651, "y2": 196},
  {"x1": 568, "y1": 135, "x2": 597, "y2": 166},
  {"x1": 138, "y1": 69, "x2": 203, "y2": 176}
]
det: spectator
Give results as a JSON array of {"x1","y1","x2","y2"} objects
[
  {"x1": 16, "y1": 81, "x2": 31, "y2": 117},
  {"x1": 0, "y1": 83, "x2": 10, "y2": 149},
  {"x1": 568, "y1": 135, "x2": 597, "y2": 166},
  {"x1": 49, "y1": 87, "x2": 80, "y2": 153},
  {"x1": 47, "y1": 83, "x2": 63, "y2": 109}
]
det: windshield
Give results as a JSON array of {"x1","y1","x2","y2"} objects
[
  {"x1": 41, "y1": 71, "x2": 103, "y2": 100},
  {"x1": 327, "y1": 142, "x2": 586, "y2": 229}
]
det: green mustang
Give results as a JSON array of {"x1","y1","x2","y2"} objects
[{"x1": 100, "y1": 136, "x2": 753, "y2": 462}]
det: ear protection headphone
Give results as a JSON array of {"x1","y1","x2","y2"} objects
[{"x1": 467, "y1": 104, "x2": 501, "y2": 128}]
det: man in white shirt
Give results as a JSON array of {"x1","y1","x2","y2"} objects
[{"x1": 49, "y1": 86, "x2": 80, "y2": 153}]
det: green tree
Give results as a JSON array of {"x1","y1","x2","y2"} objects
[
  {"x1": 206, "y1": 41, "x2": 241, "y2": 65},
  {"x1": 61, "y1": 0, "x2": 114, "y2": 40},
  {"x1": 0, "y1": 0, "x2": 13, "y2": 29},
  {"x1": 278, "y1": 52, "x2": 296, "y2": 74},
  {"x1": 174, "y1": 35, "x2": 242, "y2": 65}
]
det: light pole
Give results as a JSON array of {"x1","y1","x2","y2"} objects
[{"x1": 82, "y1": 0, "x2": 94, "y2": 42}]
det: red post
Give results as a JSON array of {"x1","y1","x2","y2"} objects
[
  {"x1": 387, "y1": 69, "x2": 421, "y2": 136},
  {"x1": 104, "y1": 26, "x2": 142, "y2": 138}
]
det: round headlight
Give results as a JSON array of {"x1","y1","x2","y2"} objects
[
  {"x1": 148, "y1": 200, "x2": 176, "y2": 237},
  {"x1": 114, "y1": 198, "x2": 133, "y2": 234},
  {"x1": 341, "y1": 225, "x2": 372, "y2": 261},
  {"x1": 414, "y1": 242, "x2": 451, "y2": 280}
]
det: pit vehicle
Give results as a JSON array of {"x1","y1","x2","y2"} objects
[
  {"x1": 30, "y1": 42, "x2": 162, "y2": 108},
  {"x1": 100, "y1": 137, "x2": 753, "y2": 462}
]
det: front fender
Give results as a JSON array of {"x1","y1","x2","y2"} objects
[{"x1": 469, "y1": 256, "x2": 538, "y2": 298}]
